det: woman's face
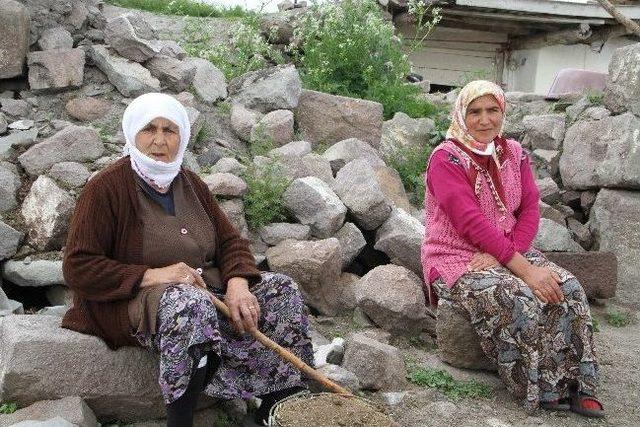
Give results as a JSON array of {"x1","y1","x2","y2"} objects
[
  {"x1": 135, "y1": 117, "x2": 180, "y2": 163},
  {"x1": 464, "y1": 94, "x2": 503, "y2": 144}
]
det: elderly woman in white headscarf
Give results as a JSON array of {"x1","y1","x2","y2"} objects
[{"x1": 62, "y1": 93, "x2": 313, "y2": 426}]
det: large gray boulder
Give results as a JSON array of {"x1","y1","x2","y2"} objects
[
  {"x1": 183, "y1": 57, "x2": 227, "y2": 104},
  {"x1": 65, "y1": 98, "x2": 112, "y2": 122},
  {"x1": 0, "y1": 166, "x2": 20, "y2": 213},
  {"x1": 283, "y1": 177, "x2": 346, "y2": 238},
  {"x1": 333, "y1": 222, "x2": 366, "y2": 269},
  {"x1": 0, "y1": 0, "x2": 30, "y2": 79},
  {"x1": 266, "y1": 238, "x2": 342, "y2": 315},
  {"x1": 0, "y1": 315, "x2": 164, "y2": 421},
  {"x1": 0, "y1": 221, "x2": 23, "y2": 260},
  {"x1": 48, "y1": 162, "x2": 91, "y2": 188},
  {"x1": 21, "y1": 176, "x2": 75, "y2": 251},
  {"x1": 0, "y1": 396, "x2": 97, "y2": 427},
  {"x1": 604, "y1": 43, "x2": 640, "y2": 115},
  {"x1": 589, "y1": 189, "x2": 640, "y2": 306},
  {"x1": 230, "y1": 104, "x2": 262, "y2": 142},
  {"x1": 333, "y1": 159, "x2": 392, "y2": 230},
  {"x1": 27, "y1": 49, "x2": 85, "y2": 91},
  {"x1": 146, "y1": 56, "x2": 196, "y2": 93},
  {"x1": 228, "y1": 65, "x2": 301, "y2": 113},
  {"x1": 436, "y1": 300, "x2": 495, "y2": 370},
  {"x1": 37, "y1": 27, "x2": 73, "y2": 51},
  {"x1": 219, "y1": 199, "x2": 249, "y2": 238},
  {"x1": 374, "y1": 166, "x2": 416, "y2": 215},
  {"x1": 321, "y1": 138, "x2": 385, "y2": 173},
  {"x1": 268, "y1": 140, "x2": 311, "y2": 158},
  {"x1": 201, "y1": 173, "x2": 247, "y2": 197},
  {"x1": 258, "y1": 223, "x2": 311, "y2": 246},
  {"x1": 18, "y1": 125, "x2": 104, "y2": 176},
  {"x1": 104, "y1": 14, "x2": 159, "y2": 62},
  {"x1": 380, "y1": 112, "x2": 435, "y2": 155},
  {"x1": 560, "y1": 112, "x2": 640, "y2": 190},
  {"x1": 354, "y1": 265, "x2": 433, "y2": 335},
  {"x1": 255, "y1": 153, "x2": 334, "y2": 185},
  {"x1": 342, "y1": 332, "x2": 407, "y2": 391},
  {"x1": 90, "y1": 45, "x2": 160, "y2": 97},
  {"x1": 2, "y1": 260, "x2": 64, "y2": 287},
  {"x1": 250, "y1": 110, "x2": 294, "y2": 147},
  {"x1": 374, "y1": 208, "x2": 425, "y2": 276},
  {"x1": 295, "y1": 90, "x2": 384, "y2": 148},
  {"x1": 521, "y1": 114, "x2": 565, "y2": 150},
  {"x1": 534, "y1": 218, "x2": 583, "y2": 252}
]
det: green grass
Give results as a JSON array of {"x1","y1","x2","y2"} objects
[
  {"x1": 104, "y1": 0, "x2": 249, "y2": 18},
  {"x1": 592, "y1": 317, "x2": 600, "y2": 333},
  {"x1": 585, "y1": 89, "x2": 604, "y2": 105},
  {"x1": 407, "y1": 367, "x2": 492, "y2": 400},
  {"x1": 384, "y1": 141, "x2": 435, "y2": 206},
  {"x1": 606, "y1": 309, "x2": 632, "y2": 327},
  {"x1": 0, "y1": 402, "x2": 18, "y2": 414}
]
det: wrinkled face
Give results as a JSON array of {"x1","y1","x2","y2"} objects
[
  {"x1": 135, "y1": 117, "x2": 180, "y2": 163},
  {"x1": 464, "y1": 94, "x2": 503, "y2": 144}
]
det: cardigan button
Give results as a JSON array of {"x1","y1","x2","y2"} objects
[{"x1": 180, "y1": 228, "x2": 188, "y2": 235}]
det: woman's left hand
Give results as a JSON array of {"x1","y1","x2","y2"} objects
[
  {"x1": 467, "y1": 252, "x2": 500, "y2": 271},
  {"x1": 224, "y1": 278, "x2": 260, "y2": 335}
]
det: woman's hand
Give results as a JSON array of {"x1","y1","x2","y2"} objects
[
  {"x1": 467, "y1": 252, "x2": 500, "y2": 271},
  {"x1": 224, "y1": 278, "x2": 260, "y2": 334},
  {"x1": 140, "y1": 262, "x2": 207, "y2": 290},
  {"x1": 521, "y1": 266, "x2": 564, "y2": 304}
]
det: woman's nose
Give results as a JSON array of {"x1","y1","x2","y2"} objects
[{"x1": 152, "y1": 129, "x2": 166, "y2": 145}]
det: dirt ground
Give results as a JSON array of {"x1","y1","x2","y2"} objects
[{"x1": 320, "y1": 304, "x2": 640, "y2": 427}]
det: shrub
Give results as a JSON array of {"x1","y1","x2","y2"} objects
[
  {"x1": 606, "y1": 309, "x2": 632, "y2": 327},
  {"x1": 0, "y1": 402, "x2": 17, "y2": 414},
  {"x1": 384, "y1": 141, "x2": 435, "y2": 206},
  {"x1": 242, "y1": 161, "x2": 290, "y2": 230},
  {"x1": 105, "y1": 0, "x2": 248, "y2": 18},
  {"x1": 181, "y1": 16, "x2": 283, "y2": 80},
  {"x1": 293, "y1": 0, "x2": 439, "y2": 119}
]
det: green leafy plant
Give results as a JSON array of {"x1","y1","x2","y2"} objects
[
  {"x1": 292, "y1": 0, "x2": 439, "y2": 119},
  {"x1": 181, "y1": 15, "x2": 283, "y2": 80},
  {"x1": 406, "y1": 367, "x2": 491, "y2": 400},
  {"x1": 0, "y1": 402, "x2": 18, "y2": 414},
  {"x1": 606, "y1": 309, "x2": 631, "y2": 327},
  {"x1": 242, "y1": 161, "x2": 290, "y2": 230},
  {"x1": 384, "y1": 140, "x2": 436, "y2": 206},
  {"x1": 105, "y1": 0, "x2": 248, "y2": 18},
  {"x1": 585, "y1": 89, "x2": 604, "y2": 105},
  {"x1": 592, "y1": 317, "x2": 600, "y2": 333}
]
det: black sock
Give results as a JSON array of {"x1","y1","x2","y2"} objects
[
  {"x1": 166, "y1": 363, "x2": 207, "y2": 427},
  {"x1": 254, "y1": 385, "x2": 307, "y2": 425}
]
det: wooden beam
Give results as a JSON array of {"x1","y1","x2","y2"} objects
[
  {"x1": 510, "y1": 23, "x2": 631, "y2": 51},
  {"x1": 455, "y1": 0, "x2": 640, "y2": 19},
  {"x1": 594, "y1": 0, "x2": 640, "y2": 37},
  {"x1": 444, "y1": 8, "x2": 607, "y2": 26}
]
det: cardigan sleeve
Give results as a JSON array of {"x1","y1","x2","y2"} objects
[
  {"x1": 186, "y1": 171, "x2": 262, "y2": 289},
  {"x1": 427, "y1": 150, "x2": 516, "y2": 264},
  {"x1": 511, "y1": 152, "x2": 541, "y2": 252},
  {"x1": 63, "y1": 174, "x2": 148, "y2": 302}
]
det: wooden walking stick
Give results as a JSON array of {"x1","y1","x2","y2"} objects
[{"x1": 209, "y1": 295, "x2": 353, "y2": 396}]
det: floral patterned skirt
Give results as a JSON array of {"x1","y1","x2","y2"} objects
[
  {"x1": 432, "y1": 252, "x2": 598, "y2": 411},
  {"x1": 134, "y1": 272, "x2": 314, "y2": 404}
]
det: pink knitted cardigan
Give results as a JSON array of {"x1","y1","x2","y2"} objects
[{"x1": 421, "y1": 139, "x2": 528, "y2": 304}]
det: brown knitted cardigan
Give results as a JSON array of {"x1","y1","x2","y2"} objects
[{"x1": 61, "y1": 157, "x2": 261, "y2": 349}]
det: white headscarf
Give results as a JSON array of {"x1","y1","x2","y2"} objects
[{"x1": 122, "y1": 93, "x2": 191, "y2": 190}]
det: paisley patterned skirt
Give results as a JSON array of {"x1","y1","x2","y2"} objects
[
  {"x1": 432, "y1": 252, "x2": 598, "y2": 410},
  {"x1": 134, "y1": 272, "x2": 314, "y2": 404}
]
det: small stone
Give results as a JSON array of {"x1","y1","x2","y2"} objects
[
  {"x1": 48, "y1": 162, "x2": 91, "y2": 188},
  {"x1": 8, "y1": 119, "x2": 34, "y2": 130},
  {"x1": 201, "y1": 173, "x2": 247, "y2": 197},
  {"x1": 37, "y1": 27, "x2": 73, "y2": 51}
]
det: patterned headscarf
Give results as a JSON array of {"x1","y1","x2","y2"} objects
[{"x1": 446, "y1": 80, "x2": 506, "y2": 156}]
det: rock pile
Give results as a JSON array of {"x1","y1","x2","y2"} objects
[{"x1": 0, "y1": 0, "x2": 638, "y2": 424}]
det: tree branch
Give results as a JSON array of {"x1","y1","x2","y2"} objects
[{"x1": 594, "y1": 0, "x2": 640, "y2": 37}]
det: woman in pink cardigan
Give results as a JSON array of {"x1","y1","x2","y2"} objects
[{"x1": 421, "y1": 80, "x2": 603, "y2": 418}]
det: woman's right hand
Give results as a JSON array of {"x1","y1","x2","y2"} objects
[
  {"x1": 521, "y1": 265, "x2": 564, "y2": 304},
  {"x1": 140, "y1": 262, "x2": 207, "y2": 290}
]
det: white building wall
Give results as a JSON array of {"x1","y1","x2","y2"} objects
[{"x1": 505, "y1": 36, "x2": 635, "y2": 94}]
